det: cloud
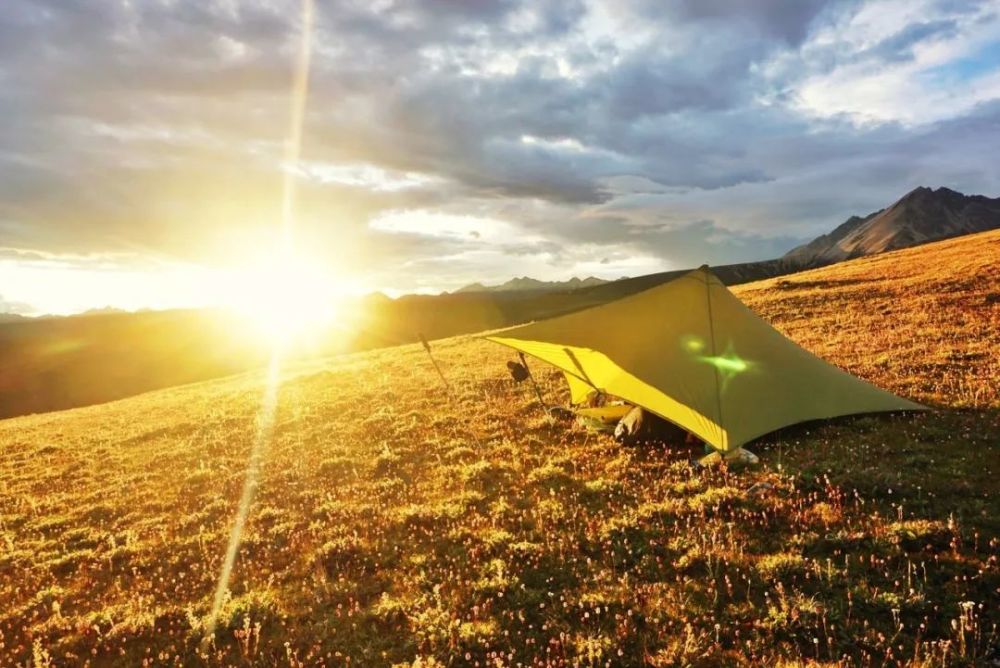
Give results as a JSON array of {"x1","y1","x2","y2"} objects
[
  {"x1": 864, "y1": 19, "x2": 960, "y2": 63},
  {"x1": 0, "y1": 293, "x2": 34, "y2": 316},
  {"x1": 780, "y1": 0, "x2": 1000, "y2": 124},
  {"x1": 0, "y1": 0, "x2": 999, "y2": 309},
  {"x1": 649, "y1": 0, "x2": 835, "y2": 45}
]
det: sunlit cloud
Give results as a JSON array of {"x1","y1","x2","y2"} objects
[
  {"x1": 0, "y1": 254, "x2": 215, "y2": 316},
  {"x1": 370, "y1": 209, "x2": 547, "y2": 243},
  {"x1": 520, "y1": 134, "x2": 589, "y2": 152},
  {"x1": 296, "y1": 161, "x2": 442, "y2": 191},
  {"x1": 0, "y1": 244, "x2": 368, "y2": 317}
]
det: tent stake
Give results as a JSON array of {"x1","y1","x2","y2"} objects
[
  {"x1": 518, "y1": 352, "x2": 547, "y2": 409},
  {"x1": 419, "y1": 334, "x2": 452, "y2": 396}
]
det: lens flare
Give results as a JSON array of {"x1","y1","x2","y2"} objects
[
  {"x1": 701, "y1": 353, "x2": 749, "y2": 375},
  {"x1": 697, "y1": 342, "x2": 753, "y2": 394},
  {"x1": 280, "y1": 0, "x2": 314, "y2": 253},
  {"x1": 681, "y1": 334, "x2": 706, "y2": 353},
  {"x1": 202, "y1": 0, "x2": 315, "y2": 641},
  {"x1": 203, "y1": 352, "x2": 282, "y2": 639},
  {"x1": 221, "y1": 249, "x2": 340, "y2": 346}
]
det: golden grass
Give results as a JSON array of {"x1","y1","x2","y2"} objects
[
  {"x1": 735, "y1": 230, "x2": 1000, "y2": 409},
  {"x1": 1, "y1": 231, "x2": 998, "y2": 666}
]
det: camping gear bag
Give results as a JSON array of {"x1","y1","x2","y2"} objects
[{"x1": 614, "y1": 406, "x2": 687, "y2": 446}]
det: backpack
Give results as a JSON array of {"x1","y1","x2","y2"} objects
[
  {"x1": 507, "y1": 360, "x2": 530, "y2": 383},
  {"x1": 613, "y1": 406, "x2": 688, "y2": 446}
]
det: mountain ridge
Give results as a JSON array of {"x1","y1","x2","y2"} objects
[
  {"x1": 784, "y1": 186, "x2": 1000, "y2": 266},
  {"x1": 455, "y1": 275, "x2": 613, "y2": 293}
]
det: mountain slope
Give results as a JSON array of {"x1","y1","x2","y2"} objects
[
  {"x1": 1, "y1": 230, "x2": 998, "y2": 665},
  {"x1": 784, "y1": 186, "x2": 1000, "y2": 266}
]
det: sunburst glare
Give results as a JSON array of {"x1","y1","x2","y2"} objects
[{"x1": 221, "y1": 248, "x2": 341, "y2": 346}]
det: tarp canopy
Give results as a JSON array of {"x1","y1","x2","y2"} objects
[{"x1": 487, "y1": 266, "x2": 925, "y2": 452}]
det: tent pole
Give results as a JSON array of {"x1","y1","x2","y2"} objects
[
  {"x1": 701, "y1": 265, "x2": 726, "y2": 451},
  {"x1": 420, "y1": 334, "x2": 489, "y2": 451},
  {"x1": 419, "y1": 334, "x2": 452, "y2": 396},
  {"x1": 518, "y1": 352, "x2": 547, "y2": 409}
]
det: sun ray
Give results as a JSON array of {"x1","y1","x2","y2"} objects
[
  {"x1": 281, "y1": 0, "x2": 314, "y2": 254},
  {"x1": 202, "y1": 0, "x2": 315, "y2": 641},
  {"x1": 203, "y1": 351, "x2": 283, "y2": 640}
]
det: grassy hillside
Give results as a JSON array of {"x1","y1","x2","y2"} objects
[
  {"x1": 1, "y1": 231, "x2": 998, "y2": 666},
  {"x1": 0, "y1": 250, "x2": 796, "y2": 421},
  {"x1": 0, "y1": 310, "x2": 270, "y2": 419}
]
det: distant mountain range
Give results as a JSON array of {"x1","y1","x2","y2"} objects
[
  {"x1": 459, "y1": 186, "x2": 1000, "y2": 294},
  {"x1": 783, "y1": 186, "x2": 1000, "y2": 267},
  {"x1": 456, "y1": 275, "x2": 614, "y2": 293},
  {"x1": 0, "y1": 306, "x2": 136, "y2": 322}
]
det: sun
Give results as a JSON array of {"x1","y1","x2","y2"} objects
[{"x1": 220, "y1": 249, "x2": 343, "y2": 346}]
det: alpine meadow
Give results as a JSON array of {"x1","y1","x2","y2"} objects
[{"x1": 4, "y1": 1, "x2": 1000, "y2": 667}]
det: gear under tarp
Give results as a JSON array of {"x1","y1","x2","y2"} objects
[{"x1": 487, "y1": 266, "x2": 925, "y2": 452}]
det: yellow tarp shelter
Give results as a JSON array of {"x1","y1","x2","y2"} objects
[{"x1": 487, "y1": 266, "x2": 924, "y2": 453}]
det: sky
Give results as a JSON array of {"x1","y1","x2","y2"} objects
[{"x1": 2, "y1": 0, "x2": 1000, "y2": 315}]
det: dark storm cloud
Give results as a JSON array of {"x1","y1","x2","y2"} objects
[{"x1": 1, "y1": 0, "x2": 999, "y2": 303}]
